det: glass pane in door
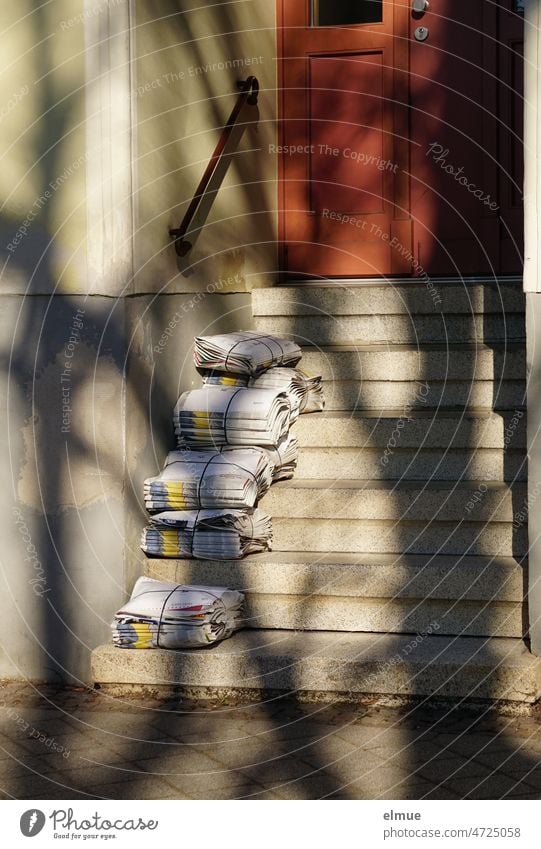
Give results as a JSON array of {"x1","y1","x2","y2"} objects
[{"x1": 313, "y1": 0, "x2": 383, "y2": 26}]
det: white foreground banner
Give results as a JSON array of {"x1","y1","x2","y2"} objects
[{"x1": 2, "y1": 800, "x2": 538, "y2": 848}]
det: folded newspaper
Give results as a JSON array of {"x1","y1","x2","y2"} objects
[
  {"x1": 251, "y1": 367, "x2": 325, "y2": 417},
  {"x1": 201, "y1": 370, "x2": 248, "y2": 387},
  {"x1": 141, "y1": 507, "x2": 272, "y2": 559},
  {"x1": 194, "y1": 331, "x2": 302, "y2": 377},
  {"x1": 201, "y1": 367, "x2": 325, "y2": 418},
  {"x1": 112, "y1": 576, "x2": 244, "y2": 649},
  {"x1": 264, "y1": 433, "x2": 298, "y2": 480},
  {"x1": 174, "y1": 386, "x2": 291, "y2": 448},
  {"x1": 143, "y1": 447, "x2": 274, "y2": 512}
]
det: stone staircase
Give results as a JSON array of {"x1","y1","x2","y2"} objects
[{"x1": 92, "y1": 280, "x2": 541, "y2": 703}]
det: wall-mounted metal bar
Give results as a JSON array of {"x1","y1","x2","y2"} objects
[{"x1": 169, "y1": 75, "x2": 260, "y2": 257}]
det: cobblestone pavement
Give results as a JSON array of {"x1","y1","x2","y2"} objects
[{"x1": 1, "y1": 684, "x2": 541, "y2": 800}]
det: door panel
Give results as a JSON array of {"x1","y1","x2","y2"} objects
[
  {"x1": 309, "y1": 52, "x2": 386, "y2": 215},
  {"x1": 409, "y1": 1, "x2": 500, "y2": 274},
  {"x1": 279, "y1": 0, "x2": 524, "y2": 277},
  {"x1": 280, "y1": 0, "x2": 411, "y2": 276}
]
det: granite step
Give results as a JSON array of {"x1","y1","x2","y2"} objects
[
  {"x1": 299, "y1": 344, "x2": 526, "y2": 382},
  {"x1": 262, "y1": 479, "x2": 526, "y2": 522},
  {"x1": 271, "y1": 519, "x2": 527, "y2": 556},
  {"x1": 293, "y1": 410, "x2": 527, "y2": 450},
  {"x1": 92, "y1": 631, "x2": 541, "y2": 703},
  {"x1": 252, "y1": 282, "x2": 525, "y2": 317},
  {"x1": 314, "y1": 380, "x2": 525, "y2": 410},
  {"x1": 145, "y1": 552, "x2": 526, "y2": 638},
  {"x1": 295, "y1": 447, "x2": 527, "y2": 481},
  {"x1": 253, "y1": 314, "x2": 525, "y2": 345}
]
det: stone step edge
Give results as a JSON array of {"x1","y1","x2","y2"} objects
[
  {"x1": 91, "y1": 632, "x2": 541, "y2": 703},
  {"x1": 299, "y1": 341, "x2": 526, "y2": 351},
  {"x1": 291, "y1": 410, "x2": 527, "y2": 447},
  {"x1": 269, "y1": 478, "x2": 524, "y2": 491},
  {"x1": 143, "y1": 552, "x2": 525, "y2": 603},
  {"x1": 274, "y1": 277, "x2": 523, "y2": 286},
  {"x1": 252, "y1": 287, "x2": 525, "y2": 314}
]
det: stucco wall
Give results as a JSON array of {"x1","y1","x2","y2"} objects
[
  {"x1": 0, "y1": 1, "x2": 274, "y2": 681},
  {"x1": 0, "y1": 1, "x2": 127, "y2": 682},
  {"x1": 134, "y1": 0, "x2": 278, "y2": 293}
]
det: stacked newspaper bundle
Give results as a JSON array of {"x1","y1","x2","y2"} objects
[
  {"x1": 112, "y1": 577, "x2": 244, "y2": 649},
  {"x1": 200, "y1": 368, "x2": 325, "y2": 419},
  {"x1": 143, "y1": 447, "x2": 274, "y2": 511},
  {"x1": 194, "y1": 330, "x2": 302, "y2": 377},
  {"x1": 251, "y1": 367, "x2": 325, "y2": 418},
  {"x1": 200, "y1": 370, "x2": 248, "y2": 387},
  {"x1": 138, "y1": 332, "x2": 321, "y2": 574},
  {"x1": 141, "y1": 507, "x2": 272, "y2": 559},
  {"x1": 174, "y1": 386, "x2": 291, "y2": 448},
  {"x1": 265, "y1": 433, "x2": 298, "y2": 481}
]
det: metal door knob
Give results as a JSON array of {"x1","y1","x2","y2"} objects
[{"x1": 412, "y1": 0, "x2": 429, "y2": 12}]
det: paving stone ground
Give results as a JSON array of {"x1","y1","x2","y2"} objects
[{"x1": 1, "y1": 684, "x2": 541, "y2": 799}]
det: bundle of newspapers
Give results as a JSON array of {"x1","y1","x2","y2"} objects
[
  {"x1": 265, "y1": 432, "x2": 298, "y2": 480},
  {"x1": 143, "y1": 447, "x2": 274, "y2": 512},
  {"x1": 201, "y1": 367, "x2": 325, "y2": 419},
  {"x1": 137, "y1": 332, "x2": 320, "y2": 574},
  {"x1": 174, "y1": 386, "x2": 291, "y2": 448},
  {"x1": 141, "y1": 507, "x2": 272, "y2": 559},
  {"x1": 194, "y1": 330, "x2": 302, "y2": 377},
  {"x1": 112, "y1": 577, "x2": 244, "y2": 649}
]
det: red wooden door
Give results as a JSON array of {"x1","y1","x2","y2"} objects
[{"x1": 279, "y1": 0, "x2": 524, "y2": 277}]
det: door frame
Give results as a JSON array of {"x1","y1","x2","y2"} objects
[{"x1": 276, "y1": 0, "x2": 526, "y2": 283}]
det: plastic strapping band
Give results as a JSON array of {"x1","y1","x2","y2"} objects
[
  {"x1": 156, "y1": 584, "x2": 224, "y2": 648},
  {"x1": 223, "y1": 334, "x2": 286, "y2": 375},
  {"x1": 190, "y1": 508, "x2": 201, "y2": 557},
  {"x1": 223, "y1": 336, "x2": 248, "y2": 373},
  {"x1": 156, "y1": 583, "x2": 183, "y2": 649},
  {"x1": 222, "y1": 387, "x2": 243, "y2": 445},
  {"x1": 198, "y1": 455, "x2": 218, "y2": 507}
]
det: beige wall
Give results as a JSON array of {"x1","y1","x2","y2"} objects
[
  {"x1": 0, "y1": 0, "x2": 88, "y2": 295},
  {"x1": 126, "y1": 0, "x2": 278, "y2": 599},
  {"x1": 134, "y1": 0, "x2": 278, "y2": 294},
  {"x1": 0, "y1": 0, "x2": 278, "y2": 681},
  {"x1": 0, "y1": 2, "x2": 132, "y2": 681}
]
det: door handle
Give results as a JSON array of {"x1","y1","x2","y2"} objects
[{"x1": 412, "y1": 0, "x2": 429, "y2": 12}]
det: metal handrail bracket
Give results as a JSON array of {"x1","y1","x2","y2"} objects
[{"x1": 169, "y1": 75, "x2": 260, "y2": 258}]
